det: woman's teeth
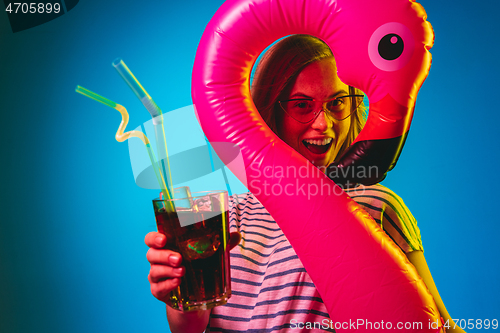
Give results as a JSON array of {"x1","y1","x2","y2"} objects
[
  {"x1": 304, "y1": 138, "x2": 333, "y2": 146},
  {"x1": 303, "y1": 138, "x2": 333, "y2": 155}
]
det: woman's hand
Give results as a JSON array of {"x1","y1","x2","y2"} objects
[
  {"x1": 145, "y1": 231, "x2": 241, "y2": 304},
  {"x1": 145, "y1": 231, "x2": 185, "y2": 303},
  {"x1": 145, "y1": 231, "x2": 241, "y2": 333}
]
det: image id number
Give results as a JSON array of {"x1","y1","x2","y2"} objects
[
  {"x1": 445, "y1": 319, "x2": 498, "y2": 330},
  {"x1": 5, "y1": 2, "x2": 61, "y2": 14}
]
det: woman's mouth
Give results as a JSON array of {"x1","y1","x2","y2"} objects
[{"x1": 303, "y1": 138, "x2": 333, "y2": 154}]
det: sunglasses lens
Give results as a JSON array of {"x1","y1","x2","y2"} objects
[{"x1": 280, "y1": 95, "x2": 364, "y2": 122}]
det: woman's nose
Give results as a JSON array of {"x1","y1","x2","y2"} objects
[{"x1": 311, "y1": 107, "x2": 332, "y2": 131}]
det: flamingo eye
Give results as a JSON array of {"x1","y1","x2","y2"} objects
[
  {"x1": 379, "y1": 34, "x2": 404, "y2": 60},
  {"x1": 368, "y1": 22, "x2": 415, "y2": 72}
]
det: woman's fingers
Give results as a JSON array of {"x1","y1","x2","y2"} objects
[
  {"x1": 145, "y1": 231, "x2": 166, "y2": 249},
  {"x1": 145, "y1": 231, "x2": 186, "y2": 303},
  {"x1": 146, "y1": 243, "x2": 185, "y2": 302},
  {"x1": 148, "y1": 264, "x2": 185, "y2": 283},
  {"x1": 147, "y1": 247, "x2": 183, "y2": 266},
  {"x1": 150, "y1": 277, "x2": 182, "y2": 301},
  {"x1": 228, "y1": 231, "x2": 241, "y2": 250}
]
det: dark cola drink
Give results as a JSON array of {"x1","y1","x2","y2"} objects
[{"x1": 153, "y1": 192, "x2": 231, "y2": 311}]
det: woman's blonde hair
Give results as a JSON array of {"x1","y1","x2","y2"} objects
[{"x1": 251, "y1": 34, "x2": 366, "y2": 160}]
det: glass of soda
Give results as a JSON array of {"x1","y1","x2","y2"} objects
[{"x1": 152, "y1": 188, "x2": 231, "y2": 311}]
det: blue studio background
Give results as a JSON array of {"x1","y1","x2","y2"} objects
[{"x1": 1, "y1": 1, "x2": 499, "y2": 332}]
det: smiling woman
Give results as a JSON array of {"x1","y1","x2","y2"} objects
[{"x1": 252, "y1": 35, "x2": 367, "y2": 170}]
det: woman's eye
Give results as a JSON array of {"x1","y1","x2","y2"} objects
[
  {"x1": 292, "y1": 100, "x2": 312, "y2": 110},
  {"x1": 328, "y1": 99, "x2": 344, "y2": 110}
]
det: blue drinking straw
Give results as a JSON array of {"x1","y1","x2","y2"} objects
[{"x1": 112, "y1": 58, "x2": 174, "y2": 196}]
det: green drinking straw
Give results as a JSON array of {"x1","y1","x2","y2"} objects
[
  {"x1": 112, "y1": 59, "x2": 174, "y2": 197},
  {"x1": 75, "y1": 85, "x2": 173, "y2": 203},
  {"x1": 76, "y1": 85, "x2": 117, "y2": 108}
]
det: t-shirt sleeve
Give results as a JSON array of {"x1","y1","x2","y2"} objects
[{"x1": 345, "y1": 184, "x2": 423, "y2": 253}]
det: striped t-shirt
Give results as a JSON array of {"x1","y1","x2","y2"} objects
[{"x1": 207, "y1": 184, "x2": 423, "y2": 332}]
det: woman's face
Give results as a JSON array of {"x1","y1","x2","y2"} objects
[{"x1": 276, "y1": 57, "x2": 351, "y2": 169}]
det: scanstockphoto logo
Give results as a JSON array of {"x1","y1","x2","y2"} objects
[{"x1": 3, "y1": 0, "x2": 79, "y2": 33}]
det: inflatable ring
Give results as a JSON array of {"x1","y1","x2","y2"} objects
[{"x1": 193, "y1": 0, "x2": 440, "y2": 329}]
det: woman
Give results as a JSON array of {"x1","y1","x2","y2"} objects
[{"x1": 145, "y1": 35, "x2": 463, "y2": 332}]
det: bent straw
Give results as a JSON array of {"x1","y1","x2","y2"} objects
[
  {"x1": 112, "y1": 59, "x2": 174, "y2": 197},
  {"x1": 75, "y1": 85, "x2": 173, "y2": 203}
]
